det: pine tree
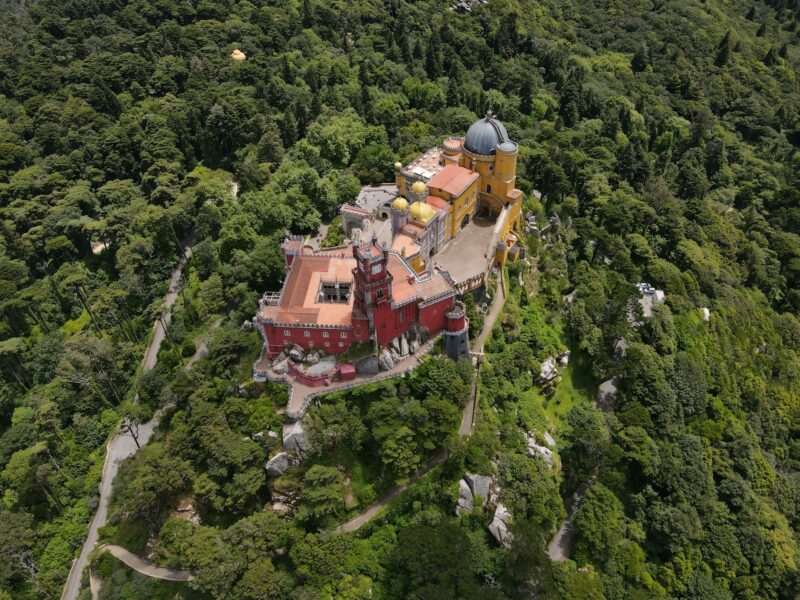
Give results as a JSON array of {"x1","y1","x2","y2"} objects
[{"x1": 715, "y1": 31, "x2": 733, "y2": 66}]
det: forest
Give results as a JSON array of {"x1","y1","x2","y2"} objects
[{"x1": 0, "y1": 0, "x2": 798, "y2": 598}]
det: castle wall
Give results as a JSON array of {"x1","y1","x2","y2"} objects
[
  {"x1": 417, "y1": 295, "x2": 456, "y2": 337},
  {"x1": 263, "y1": 319, "x2": 370, "y2": 358},
  {"x1": 373, "y1": 301, "x2": 416, "y2": 347}
]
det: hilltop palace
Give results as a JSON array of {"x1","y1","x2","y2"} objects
[{"x1": 253, "y1": 112, "x2": 523, "y2": 382}]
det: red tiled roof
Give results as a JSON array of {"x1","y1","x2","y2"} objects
[
  {"x1": 426, "y1": 195, "x2": 450, "y2": 213},
  {"x1": 428, "y1": 164, "x2": 479, "y2": 197},
  {"x1": 261, "y1": 254, "x2": 356, "y2": 326}
]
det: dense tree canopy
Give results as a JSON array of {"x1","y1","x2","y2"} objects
[{"x1": 0, "y1": 0, "x2": 798, "y2": 598}]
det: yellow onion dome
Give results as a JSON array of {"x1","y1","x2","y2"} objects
[
  {"x1": 392, "y1": 196, "x2": 409, "y2": 211},
  {"x1": 394, "y1": 161, "x2": 403, "y2": 170},
  {"x1": 231, "y1": 49, "x2": 246, "y2": 61},
  {"x1": 411, "y1": 180, "x2": 427, "y2": 194},
  {"x1": 410, "y1": 201, "x2": 435, "y2": 224}
]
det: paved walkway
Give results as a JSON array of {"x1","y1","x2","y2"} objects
[
  {"x1": 285, "y1": 335, "x2": 439, "y2": 419},
  {"x1": 61, "y1": 248, "x2": 193, "y2": 600},
  {"x1": 335, "y1": 451, "x2": 448, "y2": 533},
  {"x1": 98, "y1": 545, "x2": 193, "y2": 582},
  {"x1": 546, "y1": 474, "x2": 597, "y2": 561}
]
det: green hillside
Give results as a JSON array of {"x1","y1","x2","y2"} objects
[{"x1": 0, "y1": 0, "x2": 798, "y2": 598}]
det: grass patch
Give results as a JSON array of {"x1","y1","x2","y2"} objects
[{"x1": 543, "y1": 351, "x2": 598, "y2": 428}]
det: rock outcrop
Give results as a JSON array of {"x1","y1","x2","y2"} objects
[
  {"x1": 539, "y1": 356, "x2": 558, "y2": 382},
  {"x1": 525, "y1": 432, "x2": 554, "y2": 468},
  {"x1": 464, "y1": 473, "x2": 492, "y2": 506},
  {"x1": 455, "y1": 479, "x2": 474, "y2": 516},
  {"x1": 488, "y1": 504, "x2": 513, "y2": 548},
  {"x1": 265, "y1": 452, "x2": 290, "y2": 476},
  {"x1": 282, "y1": 421, "x2": 307, "y2": 454},
  {"x1": 378, "y1": 348, "x2": 395, "y2": 371}
]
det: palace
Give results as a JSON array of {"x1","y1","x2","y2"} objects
[{"x1": 254, "y1": 112, "x2": 522, "y2": 365}]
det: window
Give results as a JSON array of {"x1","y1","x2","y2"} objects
[
  {"x1": 324, "y1": 342, "x2": 330, "y2": 348},
  {"x1": 304, "y1": 331, "x2": 310, "y2": 338},
  {"x1": 340, "y1": 332, "x2": 348, "y2": 339},
  {"x1": 319, "y1": 281, "x2": 351, "y2": 303},
  {"x1": 487, "y1": 184, "x2": 492, "y2": 194},
  {"x1": 283, "y1": 330, "x2": 290, "y2": 336},
  {"x1": 323, "y1": 331, "x2": 329, "y2": 338},
  {"x1": 339, "y1": 342, "x2": 344, "y2": 348},
  {"x1": 377, "y1": 289, "x2": 383, "y2": 299}
]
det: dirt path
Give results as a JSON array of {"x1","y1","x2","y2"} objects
[
  {"x1": 98, "y1": 545, "x2": 194, "y2": 582},
  {"x1": 546, "y1": 474, "x2": 597, "y2": 561},
  {"x1": 335, "y1": 270, "x2": 507, "y2": 533},
  {"x1": 61, "y1": 248, "x2": 193, "y2": 600},
  {"x1": 335, "y1": 451, "x2": 448, "y2": 533},
  {"x1": 184, "y1": 317, "x2": 222, "y2": 371}
]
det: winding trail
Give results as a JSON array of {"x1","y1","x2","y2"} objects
[
  {"x1": 546, "y1": 474, "x2": 597, "y2": 561},
  {"x1": 61, "y1": 248, "x2": 193, "y2": 600},
  {"x1": 97, "y1": 545, "x2": 194, "y2": 582},
  {"x1": 78, "y1": 263, "x2": 512, "y2": 586},
  {"x1": 336, "y1": 270, "x2": 506, "y2": 533}
]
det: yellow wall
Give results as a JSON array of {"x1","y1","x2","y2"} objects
[
  {"x1": 458, "y1": 151, "x2": 518, "y2": 206},
  {"x1": 495, "y1": 151, "x2": 517, "y2": 186},
  {"x1": 429, "y1": 178, "x2": 479, "y2": 240}
]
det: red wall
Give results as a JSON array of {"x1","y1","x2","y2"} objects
[
  {"x1": 263, "y1": 296, "x2": 454, "y2": 358},
  {"x1": 417, "y1": 296, "x2": 455, "y2": 335},
  {"x1": 374, "y1": 301, "x2": 417, "y2": 346},
  {"x1": 446, "y1": 312, "x2": 466, "y2": 331},
  {"x1": 263, "y1": 319, "x2": 370, "y2": 358}
]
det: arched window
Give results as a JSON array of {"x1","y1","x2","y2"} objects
[{"x1": 487, "y1": 184, "x2": 492, "y2": 194}]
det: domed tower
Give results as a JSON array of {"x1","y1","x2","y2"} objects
[
  {"x1": 463, "y1": 111, "x2": 510, "y2": 156},
  {"x1": 409, "y1": 181, "x2": 434, "y2": 224},
  {"x1": 460, "y1": 111, "x2": 517, "y2": 203},
  {"x1": 410, "y1": 180, "x2": 427, "y2": 200},
  {"x1": 391, "y1": 196, "x2": 409, "y2": 235},
  {"x1": 444, "y1": 301, "x2": 470, "y2": 361},
  {"x1": 495, "y1": 140, "x2": 519, "y2": 186},
  {"x1": 409, "y1": 200, "x2": 435, "y2": 225}
]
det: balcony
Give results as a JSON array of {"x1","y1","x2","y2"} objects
[{"x1": 261, "y1": 292, "x2": 281, "y2": 306}]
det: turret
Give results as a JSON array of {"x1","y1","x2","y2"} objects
[
  {"x1": 391, "y1": 196, "x2": 409, "y2": 235},
  {"x1": 444, "y1": 301, "x2": 470, "y2": 360}
]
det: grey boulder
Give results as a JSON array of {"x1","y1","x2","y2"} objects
[{"x1": 265, "y1": 452, "x2": 290, "y2": 477}]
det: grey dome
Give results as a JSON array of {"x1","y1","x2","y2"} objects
[
  {"x1": 464, "y1": 111, "x2": 510, "y2": 155},
  {"x1": 497, "y1": 141, "x2": 518, "y2": 154}
]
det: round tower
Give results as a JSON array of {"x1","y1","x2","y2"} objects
[
  {"x1": 411, "y1": 180, "x2": 427, "y2": 201},
  {"x1": 444, "y1": 301, "x2": 470, "y2": 361},
  {"x1": 495, "y1": 141, "x2": 518, "y2": 184},
  {"x1": 443, "y1": 137, "x2": 462, "y2": 157},
  {"x1": 391, "y1": 196, "x2": 409, "y2": 235}
]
